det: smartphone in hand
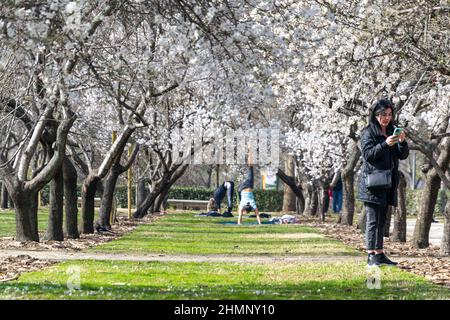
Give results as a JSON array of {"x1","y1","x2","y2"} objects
[{"x1": 393, "y1": 127, "x2": 404, "y2": 136}]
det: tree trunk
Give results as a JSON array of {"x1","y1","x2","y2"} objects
[
  {"x1": 80, "y1": 174, "x2": 100, "y2": 234},
  {"x1": 357, "y1": 206, "x2": 366, "y2": 234},
  {"x1": 154, "y1": 189, "x2": 169, "y2": 213},
  {"x1": 1, "y1": 182, "x2": 8, "y2": 209},
  {"x1": 340, "y1": 144, "x2": 361, "y2": 226},
  {"x1": 412, "y1": 173, "x2": 442, "y2": 248},
  {"x1": 44, "y1": 164, "x2": 64, "y2": 241},
  {"x1": 383, "y1": 206, "x2": 393, "y2": 237},
  {"x1": 63, "y1": 157, "x2": 79, "y2": 239},
  {"x1": 133, "y1": 165, "x2": 188, "y2": 219},
  {"x1": 392, "y1": 173, "x2": 407, "y2": 242},
  {"x1": 12, "y1": 189, "x2": 39, "y2": 241},
  {"x1": 98, "y1": 171, "x2": 120, "y2": 230},
  {"x1": 304, "y1": 185, "x2": 312, "y2": 216},
  {"x1": 440, "y1": 198, "x2": 450, "y2": 255},
  {"x1": 296, "y1": 186, "x2": 305, "y2": 215},
  {"x1": 215, "y1": 164, "x2": 220, "y2": 188},
  {"x1": 305, "y1": 185, "x2": 318, "y2": 216},
  {"x1": 133, "y1": 191, "x2": 159, "y2": 219},
  {"x1": 282, "y1": 155, "x2": 296, "y2": 212},
  {"x1": 136, "y1": 179, "x2": 148, "y2": 208},
  {"x1": 413, "y1": 139, "x2": 450, "y2": 248},
  {"x1": 206, "y1": 165, "x2": 213, "y2": 188},
  {"x1": 311, "y1": 190, "x2": 318, "y2": 216},
  {"x1": 340, "y1": 170, "x2": 355, "y2": 225},
  {"x1": 320, "y1": 186, "x2": 328, "y2": 222}
]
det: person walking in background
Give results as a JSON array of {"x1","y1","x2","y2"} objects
[
  {"x1": 358, "y1": 99, "x2": 409, "y2": 267},
  {"x1": 332, "y1": 176, "x2": 343, "y2": 214}
]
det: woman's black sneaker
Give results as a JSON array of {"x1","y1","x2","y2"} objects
[
  {"x1": 375, "y1": 253, "x2": 398, "y2": 266},
  {"x1": 367, "y1": 253, "x2": 377, "y2": 266}
]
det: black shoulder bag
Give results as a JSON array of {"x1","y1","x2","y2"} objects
[{"x1": 365, "y1": 146, "x2": 393, "y2": 190}]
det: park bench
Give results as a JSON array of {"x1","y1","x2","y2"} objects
[
  {"x1": 167, "y1": 199, "x2": 209, "y2": 211},
  {"x1": 77, "y1": 197, "x2": 102, "y2": 208}
]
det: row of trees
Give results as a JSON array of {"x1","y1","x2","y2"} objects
[{"x1": 0, "y1": 1, "x2": 449, "y2": 254}]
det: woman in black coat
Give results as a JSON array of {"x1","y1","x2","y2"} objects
[{"x1": 358, "y1": 99, "x2": 409, "y2": 266}]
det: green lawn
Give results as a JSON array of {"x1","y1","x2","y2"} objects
[
  {"x1": 0, "y1": 209, "x2": 100, "y2": 238},
  {"x1": 1, "y1": 259, "x2": 449, "y2": 300},
  {"x1": 0, "y1": 209, "x2": 49, "y2": 238},
  {"x1": 91, "y1": 212, "x2": 361, "y2": 256},
  {"x1": 1, "y1": 210, "x2": 450, "y2": 300}
]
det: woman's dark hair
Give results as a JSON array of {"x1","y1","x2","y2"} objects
[{"x1": 369, "y1": 99, "x2": 395, "y2": 135}]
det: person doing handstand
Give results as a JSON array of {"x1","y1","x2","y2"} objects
[{"x1": 237, "y1": 150, "x2": 261, "y2": 225}]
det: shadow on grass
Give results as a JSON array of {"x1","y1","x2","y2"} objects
[{"x1": 1, "y1": 278, "x2": 448, "y2": 300}]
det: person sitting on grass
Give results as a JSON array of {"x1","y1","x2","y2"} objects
[
  {"x1": 202, "y1": 198, "x2": 221, "y2": 217},
  {"x1": 237, "y1": 149, "x2": 262, "y2": 225}
]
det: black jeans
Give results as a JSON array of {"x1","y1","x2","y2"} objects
[
  {"x1": 214, "y1": 182, "x2": 234, "y2": 212},
  {"x1": 365, "y1": 202, "x2": 388, "y2": 250}
]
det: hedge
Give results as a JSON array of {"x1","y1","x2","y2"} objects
[
  {"x1": 166, "y1": 186, "x2": 284, "y2": 212},
  {"x1": 38, "y1": 185, "x2": 284, "y2": 212},
  {"x1": 38, "y1": 183, "x2": 447, "y2": 215}
]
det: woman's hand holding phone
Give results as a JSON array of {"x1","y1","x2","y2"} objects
[{"x1": 386, "y1": 135, "x2": 399, "y2": 146}]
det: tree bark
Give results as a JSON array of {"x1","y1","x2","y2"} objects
[
  {"x1": 63, "y1": 156, "x2": 79, "y2": 239},
  {"x1": 136, "y1": 179, "x2": 148, "y2": 208},
  {"x1": 11, "y1": 188, "x2": 39, "y2": 241},
  {"x1": 1, "y1": 182, "x2": 8, "y2": 209},
  {"x1": 384, "y1": 206, "x2": 393, "y2": 237},
  {"x1": 44, "y1": 164, "x2": 64, "y2": 241},
  {"x1": 98, "y1": 171, "x2": 120, "y2": 230},
  {"x1": 303, "y1": 184, "x2": 311, "y2": 216},
  {"x1": 97, "y1": 145, "x2": 139, "y2": 230},
  {"x1": 206, "y1": 165, "x2": 213, "y2": 188},
  {"x1": 133, "y1": 190, "x2": 159, "y2": 219},
  {"x1": 296, "y1": 191, "x2": 305, "y2": 215},
  {"x1": 413, "y1": 174, "x2": 443, "y2": 248},
  {"x1": 357, "y1": 206, "x2": 366, "y2": 234},
  {"x1": 282, "y1": 155, "x2": 296, "y2": 212},
  {"x1": 320, "y1": 186, "x2": 329, "y2": 222},
  {"x1": 133, "y1": 164, "x2": 188, "y2": 219},
  {"x1": 154, "y1": 189, "x2": 169, "y2": 213},
  {"x1": 340, "y1": 143, "x2": 361, "y2": 226},
  {"x1": 413, "y1": 137, "x2": 450, "y2": 248},
  {"x1": 304, "y1": 184, "x2": 318, "y2": 216},
  {"x1": 440, "y1": 198, "x2": 450, "y2": 255},
  {"x1": 392, "y1": 172, "x2": 407, "y2": 242},
  {"x1": 80, "y1": 174, "x2": 101, "y2": 234}
]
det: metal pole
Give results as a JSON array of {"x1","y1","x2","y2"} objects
[
  {"x1": 411, "y1": 150, "x2": 416, "y2": 190},
  {"x1": 127, "y1": 145, "x2": 133, "y2": 219},
  {"x1": 216, "y1": 164, "x2": 220, "y2": 188},
  {"x1": 110, "y1": 131, "x2": 117, "y2": 226}
]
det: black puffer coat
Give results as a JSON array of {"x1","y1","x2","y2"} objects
[{"x1": 357, "y1": 122, "x2": 409, "y2": 207}]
